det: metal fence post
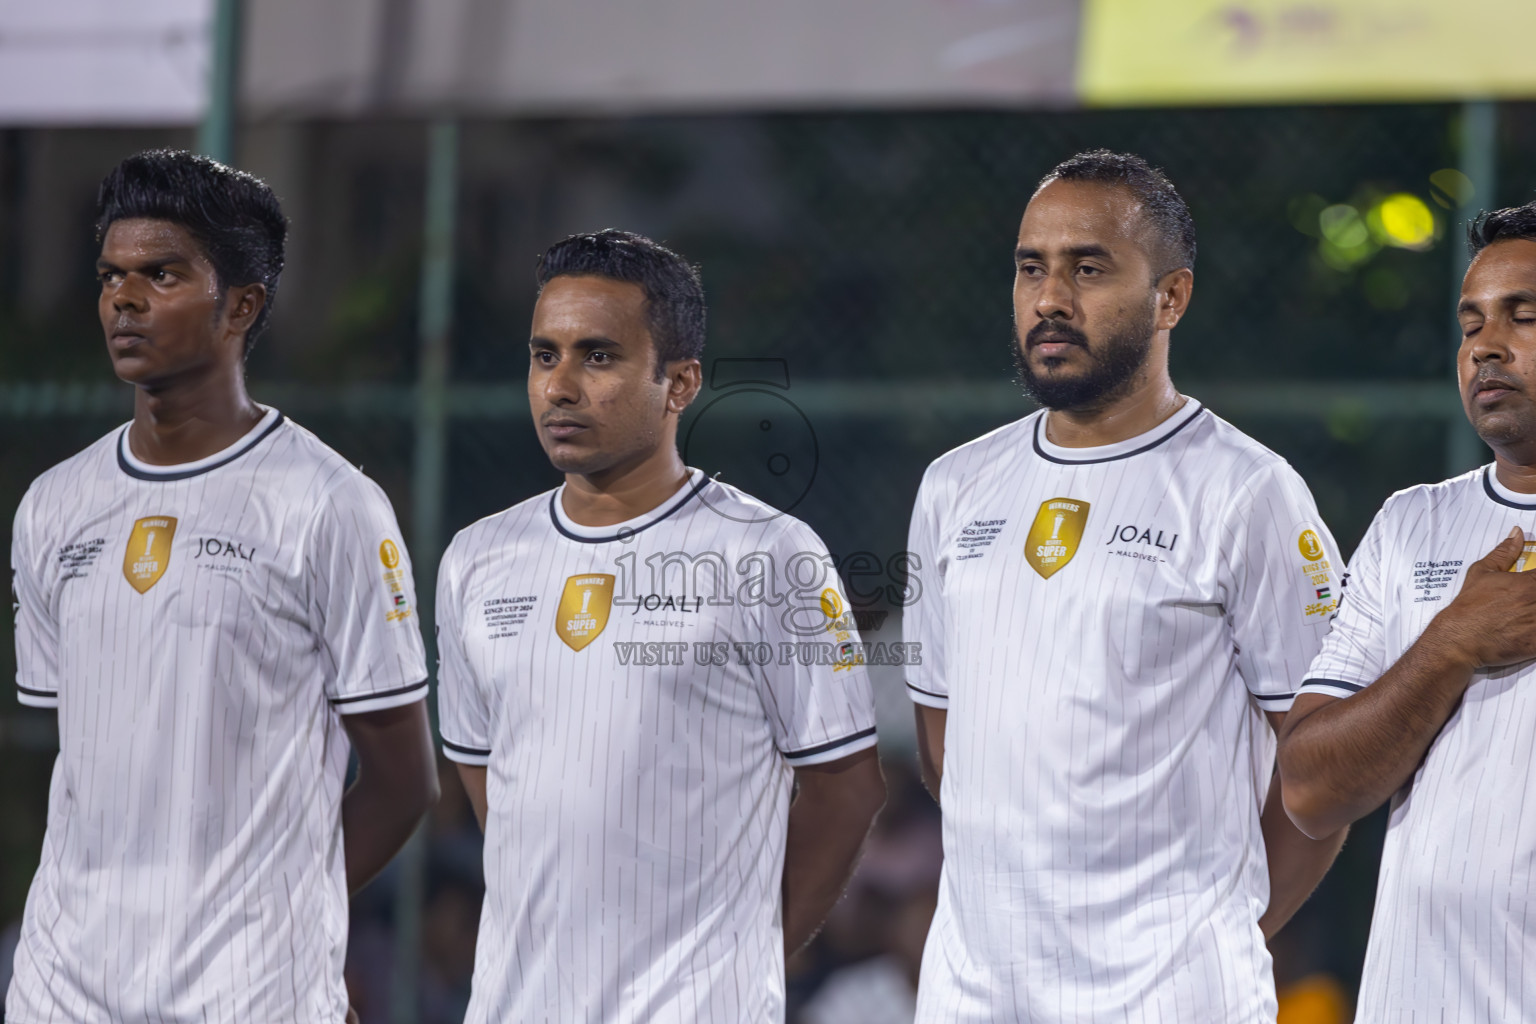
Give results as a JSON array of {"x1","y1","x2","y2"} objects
[
  {"x1": 197, "y1": 0, "x2": 241, "y2": 163},
  {"x1": 390, "y1": 117, "x2": 459, "y2": 1024},
  {"x1": 1446, "y1": 99, "x2": 1496, "y2": 477}
]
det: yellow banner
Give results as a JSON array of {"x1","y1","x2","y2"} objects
[{"x1": 1080, "y1": 0, "x2": 1536, "y2": 105}]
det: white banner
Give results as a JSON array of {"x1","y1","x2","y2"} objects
[
  {"x1": 242, "y1": 0, "x2": 1083, "y2": 115},
  {"x1": 0, "y1": 0, "x2": 209, "y2": 125}
]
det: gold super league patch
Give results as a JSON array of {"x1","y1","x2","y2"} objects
[
  {"x1": 1025, "y1": 498, "x2": 1089, "y2": 579},
  {"x1": 1510, "y1": 536, "x2": 1536, "y2": 573},
  {"x1": 556, "y1": 574, "x2": 615, "y2": 651},
  {"x1": 123, "y1": 516, "x2": 177, "y2": 594}
]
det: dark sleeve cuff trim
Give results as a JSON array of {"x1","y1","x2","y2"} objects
[
  {"x1": 1300, "y1": 677, "x2": 1366, "y2": 693},
  {"x1": 905, "y1": 682, "x2": 946, "y2": 699},
  {"x1": 442, "y1": 737, "x2": 492, "y2": 757},
  {"x1": 782, "y1": 726, "x2": 878, "y2": 761},
  {"x1": 330, "y1": 679, "x2": 428, "y2": 705},
  {"x1": 16, "y1": 684, "x2": 58, "y2": 698}
]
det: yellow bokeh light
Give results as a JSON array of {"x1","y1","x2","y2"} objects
[{"x1": 1375, "y1": 193, "x2": 1436, "y2": 249}]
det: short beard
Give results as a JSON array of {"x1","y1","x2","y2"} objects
[
  {"x1": 1012, "y1": 312, "x2": 1155, "y2": 412},
  {"x1": 1470, "y1": 408, "x2": 1533, "y2": 451}
]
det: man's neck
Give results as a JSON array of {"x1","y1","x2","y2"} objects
[
  {"x1": 561, "y1": 447, "x2": 693, "y2": 528},
  {"x1": 1492, "y1": 450, "x2": 1536, "y2": 494},
  {"x1": 127, "y1": 372, "x2": 263, "y2": 467},
  {"x1": 1043, "y1": 369, "x2": 1185, "y2": 449}
]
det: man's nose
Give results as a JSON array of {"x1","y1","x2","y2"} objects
[
  {"x1": 543, "y1": 355, "x2": 582, "y2": 405},
  {"x1": 1033, "y1": 271, "x2": 1075, "y2": 321},
  {"x1": 112, "y1": 275, "x2": 149, "y2": 313}
]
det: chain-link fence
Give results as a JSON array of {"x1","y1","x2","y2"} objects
[{"x1": 1, "y1": 102, "x2": 1523, "y2": 1020}]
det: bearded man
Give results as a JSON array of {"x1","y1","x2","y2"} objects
[{"x1": 904, "y1": 150, "x2": 1345, "y2": 1023}]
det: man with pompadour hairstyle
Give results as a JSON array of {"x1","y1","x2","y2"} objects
[
  {"x1": 436, "y1": 228, "x2": 886, "y2": 1023},
  {"x1": 906, "y1": 150, "x2": 1345, "y2": 1022},
  {"x1": 1279, "y1": 199, "x2": 1536, "y2": 1022},
  {"x1": 6, "y1": 150, "x2": 438, "y2": 1024}
]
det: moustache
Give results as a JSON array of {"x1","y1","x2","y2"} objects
[
  {"x1": 1024, "y1": 321, "x2": 1090, "y2": 350},
  {"x1": 1472, "y1": 368, "x2": 1522, "y2": 392}
]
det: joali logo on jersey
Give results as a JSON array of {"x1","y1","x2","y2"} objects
[
  {"x1": 1025, "y1": 498, "x2": 1089, "y2": 579},
  {"x1": 556, "y1": 574, "x2": 615, "y2": 651},
  {"x1": 380, "y1": 539, "x2": 401, "y2": 569},
  {"x1": 123, "y1": 516, "x2": 177, "y2": 594},
  {"x1": 194, "y1": 537, "x2": 255, "y2": 562}
]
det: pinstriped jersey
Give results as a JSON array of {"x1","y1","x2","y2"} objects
[
  {"x1": 436, "y1": 469, "x2": 878, "y2": 1024},
  {"x1": 7, "y1": 408, "x2": 427, "y2": 1024},
  {"x1": 904, "y1": 400, "x2": 1338, "y2": 1024},
  {"x1": 1300, "y1": 466, "x2": 1536, "y2": 1023}
]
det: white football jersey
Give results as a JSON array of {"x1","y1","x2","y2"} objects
[
  {"x1": 7, "y1": 408, "x2": 427, "y2": 1024},
  {"x1": 1300, "y1": 466, "x2": 1536, "y2": 1023},
  {"x1": 905, "y1": 400, "x2": 1338, "y2": 1023},
  {"x1": 436, "y1": 469, "x2": 879, "y2": 1024}
]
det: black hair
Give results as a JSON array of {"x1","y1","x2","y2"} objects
[
  {"x1": 535, "y1": 229, "x2": 706, "y2": 372},
  {"x1": 95, "y1": 149, "x2": 287, "y2": 353},
  {"x1": 1038, "y1": 149, "x2": 1197, "y2": 279},
  {"x1": 1468, "y1": 201, "x2": 1536, "y2": 257}
]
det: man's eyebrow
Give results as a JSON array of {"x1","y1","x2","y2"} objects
[
  {"x1": 1458, "y1": 289, "x2": 1536, "y2": 314},
  {"x1": 1014, "y1": 244, "x2": 1114, "y2": 262},
  {"x1": 1063, "y1": 244, "x2": 1113, "y2": 260},
  {"x1": 529, "y1": 336, "x2": 622, "y2": 350},
  {"x1": 94, "y1": 255, "x2": 190, "y2": 273}
]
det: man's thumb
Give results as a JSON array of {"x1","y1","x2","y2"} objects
[{"x1": 1487, "y1": 525, "x2": 1529, "y2": 571}]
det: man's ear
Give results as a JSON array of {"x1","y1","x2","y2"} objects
[
  {"x1": 665, "y1": 358, "x2": 703, "y2": 415},
  {"x1": 223, "y1": 282, "x2": 268, "y2": 345},
  {"x1": 1155, "y1": 267, "x2": 1193, "y2": 332}
]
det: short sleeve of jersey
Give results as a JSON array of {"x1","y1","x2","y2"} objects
[
  {"x1": 1297, "y1": 500, "x2": 1392, "y2": 701},
  {"x1": 13, "y1": 487, "x2": 60, "y2": 708},
  {"x1": 1221, "y1": 461, "x2": 1341, "y2": 713},
  {"x1": 305, "y1": 471, "x2": 428, "y2": 714},
  {"x1": 903, "y1": 464, "x2": 950, "y2": 709},
  {"x1": 435, "y1": 538, "x2": 492, "y2": 766},
  {"x1": 752, "y1": 520, "x2": 879, "y2": 767}
]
